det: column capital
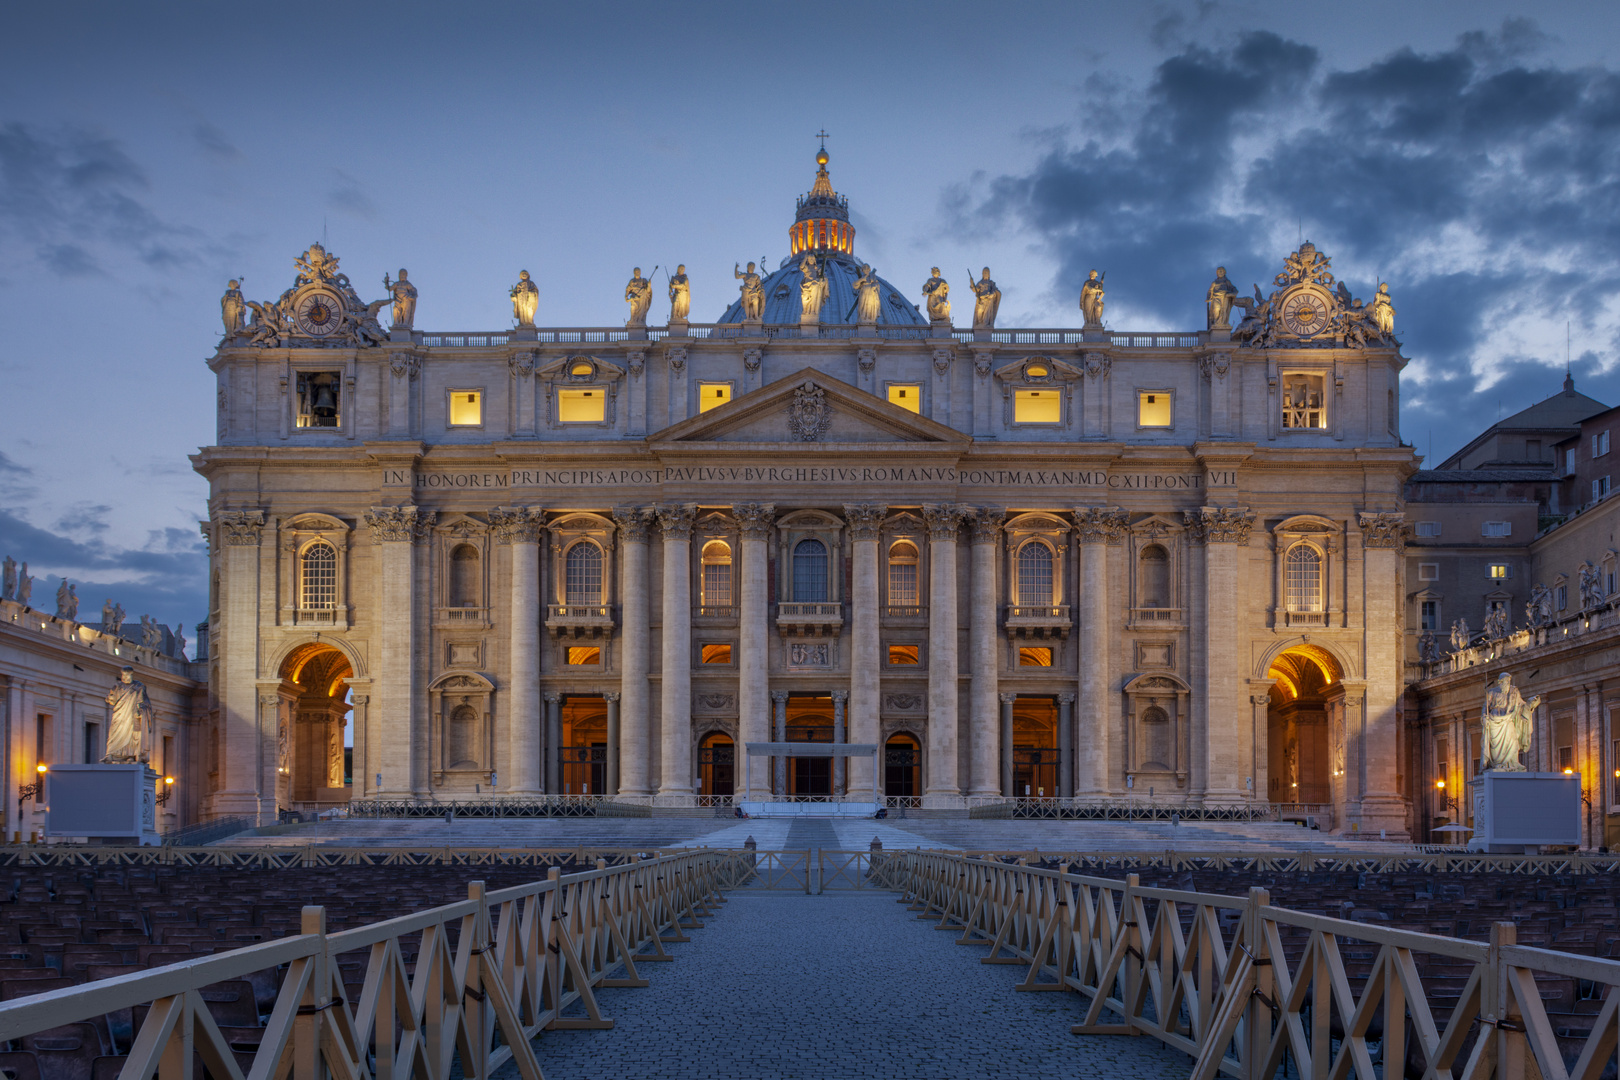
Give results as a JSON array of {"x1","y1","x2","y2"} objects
[
  {"x1": 770, "y1": 690, "x2": 790, "y2": 703},
  {"x1": 921, "y1": 504, "x2": 964, "y2": 540},
  {"x1": 733, "y1": 503, "x2": 777, "y2": 540},
  {"x1": 966, "y1": 507, "x2": 1005, "y2": 544},
  {"x1": 1057, "y1": 693, "x2": 1076, "y2": 705},
  {"x1": 831, "y1": 690, "x2": 849, "y2": 703},
  {"x1": 1074, "y1": 506, "x2": 1128, "y2": 545},
  {"x1": 214, "y1": 509, "x2": 266, "y2": 546},
  {"x1": 603, "y1": 691, "x2": 621, "y2": 703},
  {"x1": 999, "y1": 692, "x2": 1018, "y2": 705},
  {"x1": 1183, "y1": 506, "x2": 1254, "y2": 545},
  {"x1": 656, "y1": 503, "x2": 698, "y2": 540},
  {"x1": 491, "y1": 506, "x2": 545, "y2": 545},
  {"x1": 365, "y1": 505, "x2": 437, "y2": 544},
  {"x1": 543, "y1": 692, "x2": 562, "y2": 704},
  {"x1": 611, "y1": 505, "x2": 655, "y2": 543},
  {"x1": 1357, "y1": 511, "x2": 1409, "y2": 551},
  {"x1": 843, "y1": 504, "x2": 887, "y2": 541}
]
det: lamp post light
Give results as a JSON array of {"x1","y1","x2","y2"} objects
[
  {"x1": 156, "y1": 776, "x2": 175, "y2": 807},
  {"x1": 17, "y1": 764, "x2": 46, "y2": 823}
]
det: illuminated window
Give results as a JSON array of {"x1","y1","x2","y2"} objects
[
  {"x1": 700, "y1": 643, "x2": 732, "y2": 664},
  {"x1": 1489, "y1": 564, "x2": 1510, "y2": 580},
  {"x1": 295, "y1": 372, "x2": 342, "y2": 428},
  {"x1": 887, "y1": 384, "x2": 921, "y2": 413},
  {"x1": 1285, "y1": 544, "x2": 1322, "y2": 612},
  {"x1": 1138, "y1": 391, "x2": 1172, "y2": 427},
  {"x1": 569, "y1": 361, "x2": 594, "y2": 378},
  {"x1": 566, "y1": 646, "x2": 600, "y2": 665},
  {"x1": 793, "y1": 539, "x2": 829, "y2": 601},
  {"x1": 700, "y1": 541, "x2": 732, "y2": 608},
  {"x1": 888, "y1": 644, "x2": 920, "y2": 665},
  {"x1": 558, "y1": 388, "x2": 605, "y2": 423},
  {"x1": 565, "y1": 543, "x2": 603, "y2": 605},
  {"x1": 1281, "y1": 374, "x2": 1327, "y2": 429},
  {"x1": 1014, "y1": 390, "x2": 1060, "y2": 424},
  {"x1": 699, "y1": 383, "x2": 732, "y2": 412},
  {"x1": 1016, "y1": 543, "x2": 1053, "y2": 606},
  {"x1": 1019, "y1": 647, "x2": 1053, "y2": 667},
  {"x1": 448, "y1": 390, "x2": 482, "y2": 426},
  {"x1": 887, "y1": 542, "x2": 919, "y2": 608},
  {"x1": 300, "y1": 542, "x2": 337, "y2": 610},
  {"x1": 449, "y1": 544, "x2": 479, "y2": 607}
]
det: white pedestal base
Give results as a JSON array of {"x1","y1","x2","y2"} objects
[
  {"x1": 45, "y1": 764, "x2": 161, "y2": 845},
  {"x1": 1466, "y1": 771, "x2": 1580, "y2": 853}
]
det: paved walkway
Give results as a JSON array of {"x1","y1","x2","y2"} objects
[{"x1": 503, "y1": 890, "x2": 1191, "y2": 1080}]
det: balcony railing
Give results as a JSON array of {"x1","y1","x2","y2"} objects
[
  {"x1": 545, "y1": 603, "x2": 615, "y2": 640},
  {"x1": 401, "y1": 324, "x2": 1210, "y2": 348},
  {"x1": 1128, "y1": 606, "x2": 1182, "y2": 624},
  {"x1": 1004, "y1": 604, "x2": 1072, "y2": 640},
  {"x1": 695, "y1": 604, "x2": 737, "y2": 618},
  {"x1": 885, "y1": 605, "x2": 925, "y2": 618},
  {"x1": 776, "y1": 601, "x2": 844, "y2": 637},
  {"x1": 1283, "y1": 609, "x2": 1328, "y2": 628}
]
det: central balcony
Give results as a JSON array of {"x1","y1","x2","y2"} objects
[
  {"x1": 776, "y1": 602, "x2": 844, "y2": 638},
  {"x1": 1005, "y1": 604, "x2": 1072, "y2": 641},
  {"x1": 545, "y1": 603, "x2": 615, "y2": 641}
]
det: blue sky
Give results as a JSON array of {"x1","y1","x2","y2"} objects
[{"x1": 2, "y1": 0, "x2": 1619, "y2": 633}]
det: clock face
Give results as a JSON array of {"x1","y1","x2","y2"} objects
[
  {"x1": 1280, "y1": 290, "x2": 1331, "y2": 338},
  {"x1": 295, "y1": 290, "x2": 345, "y2": 337}
]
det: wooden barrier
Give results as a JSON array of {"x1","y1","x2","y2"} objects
[
  {"x1": 0, "y1": 850, "x2": 733, "y2": 1080},
  {"x1": 888, "y1": 850, "x2": 1620, "y2": 1080}
]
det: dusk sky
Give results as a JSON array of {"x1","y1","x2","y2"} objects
[{"x1": 2, "y1": 1, "x2": 1618, "y2": 635}]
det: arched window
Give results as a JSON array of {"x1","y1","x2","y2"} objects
[
  {"x1": 449, "y1": 704, "x2": 477, "y2": 768},
  {"x1": 300, "y1": 541, "x2": 337, "y2": 610},
  {"x1": 449, "y1": 544, "x2": 479, "y2": 607},
  {"x1": 1141, "y1": 705, "x2": 1172, "y2": 770},
  {"x1": 888, "y1": 541, "x2": 919, "y2": 609},
  {"x1": 793, "y1": 539, "x2": 829, "y2": 602},
  {"x1": 565, "y1": 542, "x2": 603, "y2": 606},
  {"x1": 1286, "y1": 544, "x2": 1323, "y2": 612},
  {"x1": 1016, "y1": 542, "x2": 1054, "y2": 607},
  {"x1": 1139, "y1": 544, "x2": 1169, "y2": 608},
  {"x1": 701, "y1": 541, "x2": 733, "y2": 609}
]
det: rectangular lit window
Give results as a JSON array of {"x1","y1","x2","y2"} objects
[
  {"x1": 1137, "y1": 391, "x2": 1172, "y2": 428},
  {"x1": 700, "y1": 643, "x2": 732, "y2": 664},
  {"x1": 448, "y1": 390, "x2": 482, "y2": 426},
  {"x1": 1014, "y1": 390, "x2": 1061, "y2": 424},
  {"x1": 566, "y1": 646, "x2": 601, "y2": 665},
  {"x1": 1489, "y1": 564, "x2": 1510, "y2": 579},
  {"x1": 1019, "y1": 647, "x2": 1053, "y2": 667},
  {"x1": 558, "y1": 389, "x2": 605, "y2": 423},
  {"x1": 699, "y1": 383, "x2": 732, "y2": 413},
  {"x1": 888, "y1": 644, "x2": 920, "y2": 665},
  {"x1": 887, "y1": 384, "x2": 921, "y2": 413},
  {"x1": 1420, "y1": 600, "x2": 1439, "y2": 631},
  {"x1": 1418, "y1": 563, "x2": 1439, "y2": 581},
  {"x1": 1280, "y1": 374, "x2": 1327, "y2": 429},
  {"x1": 1414, "y1": 521, "x2": 1441, "y2": 537}
]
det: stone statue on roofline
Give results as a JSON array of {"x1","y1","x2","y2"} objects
[
  {"x1": 220, "y1": 280, "x2": 245, "y2": 336},
  {"x1": 624, "y1": 267, "x2": 653, "y2": 327},
  {"x1": 1482, "y1": 605, "x2": 1508, "y2": 642},
  {"x1": 1369, "y1": 282, "x2": 1395, "y2": 337},
  {"x1": 799, "y1": 254, "x2": 828, "y2": 325},
  {"x1": 734, "y1": 259, "x2": 767, "y2": 322},
  {"x1": 1526, "y1": 583, "x2": 1553, "y2": 628},
  {"x1": 1449, "y1": 618, "x2": 1470, "y2": 654},
  {"x1": 1079, "y1": 269, "x2": 1105, "y2": 327},
  {"x1": 921, "y1": 268, "x2": 950, "y2": 323},
  {"x1": 1480, "y1": 671, "x2": 1537, "y2": 772},
  {"x1": 509, "y1": 270, "x2": 539, "y2": 328},
  {"x1": 1418, "y1": 629, "x2": 1439, "y2": 663},
  {"x1": 383, "y1": 269, "x2": 417, "y2": 329},
  {"x1": 667, "y1": 264, "x2": 690, "y2": 322},
  {"x1": 2, "y1": 556, "x2": 14, "y2": 601},
  {"x1": 970, "y1": 267, "x2": 1000, "y2": 329},
  {"x1": 54, "y1": 580, "x2": 78, "y2": 621},
  {"x1": 1206, "y1": 267, "x2": 1237, "y2": 330},
  {"x1": 1579, "y1": 561, "x2": 1603, "y2": 609},
  {"x1": 852, "y1": 264, "x2": 881, "y2": 324},
  {"x1": 15, "y1": 563, "x2": 30, "y2": 607}
]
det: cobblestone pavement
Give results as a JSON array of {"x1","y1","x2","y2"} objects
[{"x1": 501, "y1": 890, "x2": 1192, "y2": 1080}]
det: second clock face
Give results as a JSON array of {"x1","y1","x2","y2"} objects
[
  {"x1": 295, "y1": 290, "x2": 344, "y2": 337},
  {"x1": 1281, "y1": 291, "x2": 1330, "y2": 338}
]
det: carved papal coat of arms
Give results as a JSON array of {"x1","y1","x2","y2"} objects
[{"x1": 786, "y1": 381, "x2": 833, "y2": 441}]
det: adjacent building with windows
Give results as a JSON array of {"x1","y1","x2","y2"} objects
[{"x1": 193, "y1": 149, "x2": 1416, "y2": 833}]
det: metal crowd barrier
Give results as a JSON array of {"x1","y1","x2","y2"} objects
[
  {"x1": 0, "y1": 850, "x2": 733, "y2": 1080},
  {"x1": 887, "y1": 850, "x2": 1620, "y2": 1080}
]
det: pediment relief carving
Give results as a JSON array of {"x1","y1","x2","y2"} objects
[
  {"x1": 536, "y1": 354, "x2": 624, "y2": 382},
  {"x1": 1124, "y1": 672, "x2": 1191, "y2": 694},
  {"x1": 428, "y1": 670, "x2": 496, "y2": 692},
  {"x1": 285, "y1": 513, "x2": 349, "y2": 533},
  {"x1": 992, "y1": 355, "x2": 1084, "y2": 383},
  {"x1": 1004, "y1": 513, "x2": 1070, "y2": 535}
]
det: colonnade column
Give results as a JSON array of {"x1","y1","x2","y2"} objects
[
  {"x1": 1356, "y1": 512, "x2": 1410, "y2": 837},
  {"x1": 4, "y1": 678, "x2": 22, "y2": 840},
  {"x1": 1058, "y1": 692, "x2": 1075, "y2": 798},
  {"x1": 543, "y1": 693, "x2": 561, "y2": 794},
  {"x1": 922, "y1": 504, "x2": 962, "y2": 803},
  {"x1": 772, "y1": 691, "x2": 789, "y2": 794},
  {"x1": 366, "y1": 505, "x2": 434, "y2": 799},
  {"x1": 1075, "y1": 508, "x2": 1126, "y2": 798},
  {"x1": 603, "y1": 692, "x2": 620, "y2": 796},
  {"x1": 1189, "y1": 506, "x2": 1253, "y2": 802},
  {"x1": 967, "y1": 509, "x2": 1003, "y2": 798},
  {"x1": 611, "y1": 508, "x2": 653, "y2": 796},
  {"x1": 735, "y1": 504, "x2": 776, "y2": 801},
  {"x1": 832, "y1": 690, "x2": 847, "y2": 794},
  {"x1": 844, "y1": 504, "x2": 885, "y2": 798},
  {"x1": 496, "y1": 507, "x2": 543, "y2": 796},
  {"x1": 213, "y1": 510, "x2": 271, "y2": 821},
  {"x1": 999, "y1": 694, "x2": 1016, "y2": 796},
  {"x1": 656, "y1": 504, "x2": 697, "y2": 798}
]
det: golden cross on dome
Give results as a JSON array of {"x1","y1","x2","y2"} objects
[{"x1": 815, "y1": 129, "x2": 829, "y2": 150}]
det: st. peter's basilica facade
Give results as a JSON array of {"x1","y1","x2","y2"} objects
[{"x1": 195, "y1": 148, "x2": 1414, "y2": 835}]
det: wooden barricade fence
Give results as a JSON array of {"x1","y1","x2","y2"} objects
[
  {"x1": 0, "y1": 850, "x2": 735, "y2": 1080},
  {"x1": 887, "y1": 850, "x2": 1620, "y2": 1080}
]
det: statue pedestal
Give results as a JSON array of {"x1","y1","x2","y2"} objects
[
  {"x1": 510, "y1": 327, "x2": 538, "y2": 342},
  {"x1": 388, "y1": 328, "x2": 413, "y2": 343},
  {"x1": 1466, "y1": 772, "x2": 1580, "y2": 853},
  {"x1": 929, "y1": 320, "x2": 952, "y2": 338},
  {"x1": 1208, "y1": 328, "x2": 1231, "y2": 343},
  {"x1": 666, "y1": 319, "x2": 688, "y2": 338},
  {"x1": 1082, "y1": 326, "x2": 1108, "y2": 343},
  {"x1": 44, "y1": 764, "x2": 161, "y2": 845}
]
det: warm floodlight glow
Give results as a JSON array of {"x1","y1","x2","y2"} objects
[
  {"x1": 164, "y1": 776, "x2": 175, "y2": 785},
  {"x1": 35, "y1": 764, "x2": 47, "y2": 774},
  {"x1": 1435, "y1": 779, "x2": 1445, "y2": 790}
]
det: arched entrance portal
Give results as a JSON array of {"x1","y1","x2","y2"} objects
[
  {"x1": 1266, "y1": 645, "x2": 1341, "y2": 806},
  {"x1": 275, "y1": 643, "x2": 354, "y2": 813}
]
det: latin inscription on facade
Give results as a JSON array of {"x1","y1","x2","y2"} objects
[{"x1": 385, "y1": 467, "x2": 1236, "y2": 492}]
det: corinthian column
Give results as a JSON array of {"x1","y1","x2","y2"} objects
[
  {"x1": 735, "y1": 503, "x2": 775, "y2": 801},
  {"x1": 211, "y1": 510, "x2": 271, "y2": 821},
  {"x1": 1356, "y1": 511, "x2": 1410, "y2": 837},
  {"x1": 922, "y1": 504, "x2": 962, "y2": 803},
  {"x1": 844, "y1": 504, "x2": 886, "y2": 796},
  {"x1": 657, "y1": 504, "x2": 697, "y2": 798},
  {"x1": 494, "y1": 507, "x2": 544, "y2": 796},
  {"x1": 967, "y1": 509, "x2": 1003, "y2": 797},
  {"x1": 543, "y1": 692, "x2": 562, "y2": 793},
  {"x1": 1185, "y1": 506, "x2": 1254, "y2": 801},
  {"x1": 772, "y1": 690, "x2": 789, "y2": 794},
  {"x1": 365, "y1": 505, "x2": 436, "y2": 798},
  {"x1": 612, "y1": 507, "x2": 654, "y2": 796},
  {"x1": 1075, "y1": 507, "x2": 1127, "y2": 797}
]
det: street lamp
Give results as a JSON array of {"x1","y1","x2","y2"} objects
[
  {"x1": 17, "y1": 764, "x2": 46, "y2": 819},
  {"x1": 156, "y1": 776, "x2": 175, "y2": 807}
]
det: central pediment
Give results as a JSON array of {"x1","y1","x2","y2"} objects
[{"x1": 649, "y1": 367, "x2": 970, "y2": 446}]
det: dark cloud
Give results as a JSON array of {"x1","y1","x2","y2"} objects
[
  {"x1": 53, "y1": 504, "x2": 113, "y2": 536},
  {"x1": 191, "y1": 122, "x2": 240, "y2": 162},
  {"x1": 0, "y1": 122, "x2": 201, "y2": 275},
  {"x1": 954, "y1": 21, "x2": 1620, "y2": 462}
]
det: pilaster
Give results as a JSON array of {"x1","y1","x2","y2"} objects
[
  {"x1": 656, "y1": 504, "x2": 696, "y2": 797},
  {"x1": 1354, "y1": 511, "x2": 1410, "y2": 837},
  {"x1": 213, "y1": 510, "x2": 274, "y2": 822},
  {"x1": 844, "y1": 503, "x2": 884, "y2": 796},
  {"x1": 1075, "y1": 507, "x2": 1127, "y2": 797},
  {"x1": 922, "y1": 504, "x2": 962, "y2": 802},
  {"x1": 736, "y1": 503, "x2": 774, "y2": 801}
]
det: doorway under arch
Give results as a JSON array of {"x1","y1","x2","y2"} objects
[
  {"x1": 1266, "y1": 645, "x2": 1341, "y2": 805},
  {"x1": 275, "y1": 642, "x2": 354, "y2": 813},
  {"x1": 698, "y1": 732, "x2": 735, "y2": 801},
  {"x1": 884, "y1": 733, "x2": 920, "y2": 803}
]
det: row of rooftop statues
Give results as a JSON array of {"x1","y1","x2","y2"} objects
[
  {"x1": 1, "y1": 556, "x2": 187, "y2": 659},
  {"x1": 1417, "y1": 564, "x2": 1609, "y2": 665}
]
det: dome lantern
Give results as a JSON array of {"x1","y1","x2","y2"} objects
[{"x1": 791, "y1": 144, "x2": 854, "y2": 258}]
